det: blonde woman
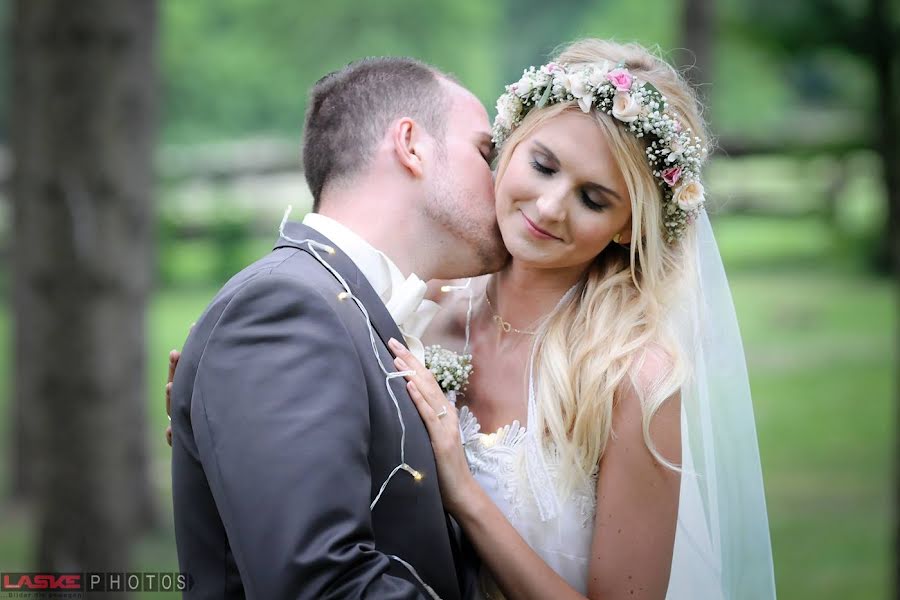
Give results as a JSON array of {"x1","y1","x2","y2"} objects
[{"x1": 388, "y1": 40, "x2": 775, "y2": 599}]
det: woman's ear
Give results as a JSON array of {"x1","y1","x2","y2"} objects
[{"x1": 615, "y1": 218, "x2": 633, "y2": 245}]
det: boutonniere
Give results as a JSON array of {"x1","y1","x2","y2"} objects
[{"x1": 424, "y1": 345, "x2": 473, "y2": 401}]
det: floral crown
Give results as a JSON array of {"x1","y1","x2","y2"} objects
[{"x1": 492, "y1": 61, "x2": 708, "y2": 242}]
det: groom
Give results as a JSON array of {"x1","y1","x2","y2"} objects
[{"x1": 169, "y1": 57, "x2": 507, "y2": 599}]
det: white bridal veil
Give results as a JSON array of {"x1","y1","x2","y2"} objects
[{"x1": 666, "y1": 212, "x2": 777, "y2": 599}]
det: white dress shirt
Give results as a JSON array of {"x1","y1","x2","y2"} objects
[{"x1": 302, "y1": 213, "x2": 439, "y2": 363}]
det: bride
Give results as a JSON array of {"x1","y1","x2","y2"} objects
[
  {"x1": 387, "y1": 39, "x2": 776, "y2": 599},
  {"x1": 165, "y1": 39, "x2": 776, "y2": 599}
]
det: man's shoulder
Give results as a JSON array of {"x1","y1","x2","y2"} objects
[
  {"x1": 191, "y1": 247, "x2": 342, "y2": 331},
  {"x1": 217, "y1": 246, "x2": 337, "y2": 299}
]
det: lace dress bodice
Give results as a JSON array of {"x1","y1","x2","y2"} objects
[
  {"x1": 457, "y1": 395, "x2": 722, "y2": 600},
  {"x1": 457, "y1": 386, "x2": 598, "y2": 599}
]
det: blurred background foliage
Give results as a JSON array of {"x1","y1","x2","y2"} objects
[
  {"x1": 0, "y1": 0, "x2": 896, "y2": 598},
  {"x1": 152, "y1": 0, "x2": 873, "y2": 143}
]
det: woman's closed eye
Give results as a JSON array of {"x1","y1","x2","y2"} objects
[
  {"x1": 580, "y1": 191, "x2": 605, "y2": 211},
  {"x1": 530, "y1": 159, "x2": 554, "y2": 175},
  {"x1": 531, "y1": 159, "x2": 606, "y2": 211}
]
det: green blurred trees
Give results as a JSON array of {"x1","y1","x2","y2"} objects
[
  {"x1": 734, "y1": 0, "x2": 899, "y2": 273},
  {"x1": 162, "y1": 0, "x2": 501, "y2": 141},
  {"x1": 4, "y1": 0, "x2": 894, "y2": 271},
  {"x1": 496, "y1": 0, "x2": 597, "y2": 81},
  {"x1": 0, "y1": 0, "x2": 886, "y2": 150},
  {"x1": 157, "y1": 0, "x2": 779, "y2": 140}
]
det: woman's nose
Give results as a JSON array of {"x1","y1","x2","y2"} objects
[{"x1": 535, "y1": 190, "x2": 567, "y2": 222}]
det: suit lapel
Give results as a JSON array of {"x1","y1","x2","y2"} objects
[
  {"x1": 275, "y1": 221, "x2": 470, "y2": 599},
  {"x1": 274, "y1": 222, "x2": 407, "y2": 352}
]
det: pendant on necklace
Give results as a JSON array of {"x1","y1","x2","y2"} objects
[{"x1": 493, "y1": 314, "x2": 513, "y2": 333}]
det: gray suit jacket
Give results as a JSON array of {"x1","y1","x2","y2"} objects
[{"x1": 171, "y1": 222, "x2": 478, "y2": 599}]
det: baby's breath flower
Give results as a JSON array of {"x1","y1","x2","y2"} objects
[{"x1": 424, "y1": 345, "x2": 473, "y2": 393}]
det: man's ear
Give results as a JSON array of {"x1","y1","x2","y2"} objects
[{"x1": 391, "y1": 117, "x2": 426, "y2": 178}]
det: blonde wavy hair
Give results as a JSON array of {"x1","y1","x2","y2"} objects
[{"x1": 493, "y1": 39, "x2": 710, "y2": 493}]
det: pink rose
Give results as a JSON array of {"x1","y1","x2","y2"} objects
[
  {"x1": 545, "y1": 62, "x2": 563, "y2": 74},
  {"x1": 662, "y1": 166, "x2": 683, "y2": 186},
  {"x1": 607, "y1": 68, "x2": 633, "y2": 91}
]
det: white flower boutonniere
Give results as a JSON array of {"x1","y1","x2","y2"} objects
[{"x1": 424, "y1": 345, "x2": 473, "y2": 402}]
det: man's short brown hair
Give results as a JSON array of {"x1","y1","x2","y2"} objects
[{"x1": 302, "y1": 57, "x2": 452, "y2": 210}]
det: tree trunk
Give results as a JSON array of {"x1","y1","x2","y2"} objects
[
  {"x1": 11, "y1": 0, "x2": 159, "y2": 574},
  {"x1": 10, "y1": 319, "x2": 34, "y2": 501},
  {"x1": 870, "y1": 0, "x2": 899, "y2": 277},
  {"x1": 865, "y1": 2, "x2": 900, "y2": 598},
  {"x1": 678, "y1": 0, "x2": 716, "y2": 99},
  {"x1": 868, "y1": 1, "x2": 900, "y2": 595}
]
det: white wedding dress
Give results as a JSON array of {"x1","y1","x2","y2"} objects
[
  {"x1": 453, "y1": 214, "x2": 776, "y2": 600},
  {"x1": 459, "y1": 396, "x2": 597, "y2": 598},
  {"x1": 458, "y1": 377, "x2": 720, "y2": 600}
]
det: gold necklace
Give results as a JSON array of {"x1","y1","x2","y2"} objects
[{"x1": 484, "y1": 287, "x2": 537, "y2": 335}]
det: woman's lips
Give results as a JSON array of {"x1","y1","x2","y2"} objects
[{"x1": 521, "y1": 212, "x2": 561, "y2": 241}]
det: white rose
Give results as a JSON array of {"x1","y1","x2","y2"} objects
[
  {"x1": 554, "y1": 72, "x2": 572, "y2": 93},
  {"x1": 570, "y1": 72, "x2": 589, "y2": 98},
  {"x1": 673, "y1": 179, "x2": 705, "y2": 211},
  {"x1": 611, "y1": 92, "x2": 642, "y2": 122},
  {"x1": 513, "y1": 76, "x2": 534, "y2": 97},
  {"x1": 577, "y1": 94, "x2": 595, "y2": 113},
  {"x1": 665, "y1": 140, "x2": 685, "y2": 163},
  {"x1": 587, "y1": 61, "x2": 611, "y2": 87}
]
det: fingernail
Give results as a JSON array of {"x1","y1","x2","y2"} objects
[
  {"x1": 388, "y1": 338, "x2": 400, "y2": 349},
  {"x1": 395, "y1": 357, "x2": 407, "y2": 369}
]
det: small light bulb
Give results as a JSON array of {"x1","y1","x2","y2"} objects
[
  {"x1": 400, "y1": 463, "x2": 423, "y2": 481},
  {"x1": 440, "y1": 285, "x2": 453, "y2": 293},
  {"x1": 337, "y1": 291, "x2": 350, "y2": 301}
]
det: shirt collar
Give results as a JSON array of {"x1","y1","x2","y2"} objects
[{"x1": 301, "y1": 213, "x2": 440, "y2": 359}]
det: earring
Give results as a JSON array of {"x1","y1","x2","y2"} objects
[{"x1": 613, "y1": 233, "x2": 622, "y2": 244}]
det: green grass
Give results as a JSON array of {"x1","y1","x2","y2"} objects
[
  {"x1": 730, "y1": 272, "x2": 894, "y2": 599},
  {"x1": 712, "y1": 215, "x2": 896, "y2": 600},
  {"x1": 0, "y1": 213, "x2": 895, "y2": 599}
]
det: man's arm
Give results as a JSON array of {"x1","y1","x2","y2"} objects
[{"x1": 191, "y1": 273, "x2": 425, "y2": 599}]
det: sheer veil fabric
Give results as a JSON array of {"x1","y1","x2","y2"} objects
[{"x1": 665, "y1": 212, "x2": 777, "y2": 598}]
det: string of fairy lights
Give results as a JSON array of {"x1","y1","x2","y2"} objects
[
  {"x1": 439, "y1": 278, "x2": 473, "y2": 357},
  {"x1": 278, "y1": 206, "x2": 449, "y2": 599}
]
